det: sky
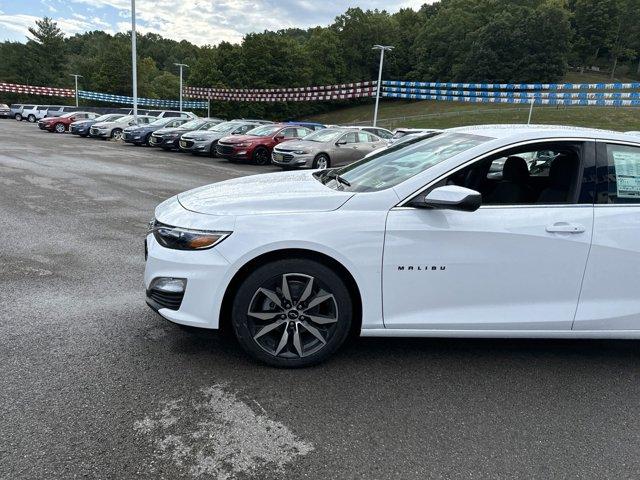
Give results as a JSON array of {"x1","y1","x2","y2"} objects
[{"x1": 0, "y1": 0, "x2": 427, "y2": 46}]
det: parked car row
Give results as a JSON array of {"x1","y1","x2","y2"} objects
[{"x1": 8, "y1": 106, "x2": 438, "y2": 169}]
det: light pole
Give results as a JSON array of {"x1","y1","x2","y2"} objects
[
  {"x1": 131, "y1": 0, "x2": 138, "y2": 123},
  {"x1": 174, "y1": 63, "x2": 189, "y2": 112},
  {"x1": 70, "y1": 74, "x2": 82, "y2": 107},
  {"x1": 372, "y1": 45, "x2": 393, "y2": 127}
]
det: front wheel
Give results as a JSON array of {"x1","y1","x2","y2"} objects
[
  {"x1": 252, "y1": 147, "x2": 270, "y2": 166},
  {"x1": 232, "y1": 259, "x2": 353, "y2": 368},
  {"x1": 27, "y1": 114, "x2": 36, "y2": 123},
  {"x1": 313, "y1": 154, "x2": 330, "y2": 169},
  {"x1": 54, "y1": 123, "x2": 65, "y2": 133},
  {"x1": 15, "y1": 113, "x2": 22, "y2": 122},
  {"x1": 111, "y1": 128, "x2": 123, "y2": 141}
]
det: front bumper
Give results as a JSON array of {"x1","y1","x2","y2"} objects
[
  {"x1": 123, "y1": 131, "x2": 144, "y2": 144},
  {"x1": 150, "y1": 136, "x2": 178, "y2": 148},
  {"x1": 179, "y1": 138, "x2": 212, "y2": 153},
  {"x1": 70, "y1": 125, "x2": 90, "y2": 135},
  {"x1": 271, "y1": 151, "x2": 313, "y2": 168},
  {"x1": 89, "y1": 128, "x2": 110, "y2": 138},
  {"x1": 215, "y1": 144, "x2": 251, "y2": 160},
  {"x1": 144, "y1": 233, "x2": 231, "y2": 329}
]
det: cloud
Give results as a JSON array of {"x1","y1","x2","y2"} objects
[{"x1": 2, "y1": 0, "x2": 435, "y2": 45}]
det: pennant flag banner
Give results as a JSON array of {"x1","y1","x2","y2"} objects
[
  {"x1": 184, "y1": 82, "x2": 378, "y2": 102},
  {"x1": 382, "y1": 91, "x2": 640, "y2": 107},
  {"x1": 383, "y1": 87, "x2": 640, "y2": 100},
  {"x1": 382, "y1": 80, "x2": 640, "y2": 91},
  {"x1": 184, "y1": 81, "x2": 377, "y2": 98},
  {"x1": 78, "y1": 90, "x2": 207, "y2": 109},
  {"x1": 0, "y1": 82, "x2": 74, "y2": 97}
]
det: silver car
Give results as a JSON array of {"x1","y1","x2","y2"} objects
[
  {"x1": 271, "y1": 128, "x2": 387, "y2": 169},
  {"x1": 178, "y1": 120, "x2": 263, "y2": 156}
]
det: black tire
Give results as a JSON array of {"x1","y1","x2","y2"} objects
[
  {"x1": 312, "y1": 154, "x2": 331, "y2": 169},
  {"x1": 111, "y1": 128, "x2": 123, "y2": 141},
  {"x1": 15, "y1": 114, "x2": 22, "y2": 122},
  {"x1": 144, "y1": 133, "x2": 152, "y2": 146},
  {"x1": 27, "y1": 114, "x2": 36, "y2": 123},
  {"x1": 209, "y1": 142, "x2": 218, "y2": 157},
  {"x1": 231, "y1": 258, "x2": 353, "y2": 368},
  {"x1": 54, "y1": 123, "x2": 65, "y2": 133},
  {"x1": 252, "y1": 147, "x2": 270, "y2": 165}
]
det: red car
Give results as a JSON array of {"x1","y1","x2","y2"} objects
[
  {"x1": 216, "y1": 124, "x2": 312, "y2": 165},
  {"x1": 38, "y1": 112, "x2": 100, "y2": 133}
]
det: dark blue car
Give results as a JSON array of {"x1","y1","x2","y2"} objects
[{"x1": 69, "y1": 113, "x2": 125, "y2": 137}]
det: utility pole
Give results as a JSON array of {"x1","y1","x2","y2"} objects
[
  {"x1": 372, "y1": 45, "x2": 393, "y2": 127},
  {"x1": 131, "y1": 0, "x2": 138, "y2": 123},
  {"x1": 70, "y1": 74, "x2": 82, "y2": 107},
  {"x1": 174, "y1": 63, "x2": 189, "y2": 112}
]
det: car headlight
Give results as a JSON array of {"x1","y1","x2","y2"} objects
[
  {"x1": 149, "y1": 220, "x2": 231, "y2": 250},
  {"x1": 234, "y1": 142, "x2": 250, "y2": 147},
  {"x1": 193, "y1": 137, "x2": 207, "y2": 142},
  {"x1": 293, "y1": 150, "x2": 308, "y2": 155}
]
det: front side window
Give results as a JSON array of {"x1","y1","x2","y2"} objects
[
  {"x1": 320, "y1": 132, "x2": 491, "y2": 192},
  {"x1": 599, "y1": 143, "x2": 640, "y2": 203},
  {"x1": 431, "y1": 142, "x2": 592, "y2": 205}
]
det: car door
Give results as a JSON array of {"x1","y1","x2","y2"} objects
[
  {"x1": 574, "y1": 140, "x2": 640, "y2": 330},
  {"x1": 355, "y1": 132, "x2": 382, "y2": 158},
  {"x1": 383, "y1": 140, "x2": 596, "y2": 331},
  {"x1": 332, "y1": 132, "x2": 360, "y2": 166}
]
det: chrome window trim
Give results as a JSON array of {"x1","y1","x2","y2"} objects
[{"x1": 396, "y1": 137, "x2": 596, "y2": 208}]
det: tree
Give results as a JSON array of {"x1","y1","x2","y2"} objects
[{"x1": 25, "y1": 17, "x2": 67, "y2": 85}]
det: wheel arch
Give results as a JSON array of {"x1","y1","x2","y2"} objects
[{"x1": 218, "y1": 248, "x2": 362, "y2": 338}]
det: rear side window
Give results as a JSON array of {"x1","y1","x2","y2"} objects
[
  {"x1": 24, "y1": 105, "x2": 35, "y2": 109},
  {"x1": 599, "y1": 143, "x2": 640, "y2": 203},
  {"x1": 296, "y1": 127, "x2": 310, "y2": 137}
]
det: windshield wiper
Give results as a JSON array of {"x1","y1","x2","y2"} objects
[{"x1": 324, "y1": 169, "x2": 351, "y2": 187}]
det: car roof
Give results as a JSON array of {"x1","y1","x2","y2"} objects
[{"x1": 447, "y1": 124, "x2": 639, "y2": 143}]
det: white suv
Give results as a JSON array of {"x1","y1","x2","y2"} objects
[
  {"x1": 145, "y1": 124, "x2": 640, "y2": 367},
  {"x1": 16, "y1": 105, "x2": 51, "y2": 122}
]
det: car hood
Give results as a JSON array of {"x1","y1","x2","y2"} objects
[
  {"x1": 71, "y1": 119, "x2": 95, "y2": 126},
  {"x1": 274, "y1": 140, "x2": 321, "y2": 151},
  {"x1": 40, "y1": 116, "x2": 57, "y2": 122},
  {"x1": 177, "y1": 170, "x2": 353, "y2": 216},
  {"x1": 92, "y1": 121, "x2": 122, "y2": 128},
  {"x1": 182, "y1": 130, "x2": 227, "y2": 140},
  {"x1": 154, "y1": 127, "x2": 190, "y2": 135},
  {"x1": 219, "y1": 134, "x2": 264, "y2": 144}
]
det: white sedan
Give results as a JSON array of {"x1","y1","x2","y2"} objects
[{"x1": 145, "y1": 124, "x2": 640, "y2": 367}]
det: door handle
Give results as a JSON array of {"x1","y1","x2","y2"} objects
[{"x1": 546, "y1": 222, "x2": 585, "y2": 234}]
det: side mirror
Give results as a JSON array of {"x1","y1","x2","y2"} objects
[
  {"x1": 415, "y1": 185, "x2": 481, "y2": 212},
  {"x1": 336, "y1": 140, "x2": 347, "y2": 146}
]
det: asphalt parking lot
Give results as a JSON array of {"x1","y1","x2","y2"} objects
[{"x1": 2, "y1": 119, "x2": 640, "y2": 480}]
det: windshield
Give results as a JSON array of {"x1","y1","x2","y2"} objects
[
  {"x1": 95, "y1": 114, "x2": 123, "y2": 122},
  {"x1": 179, "y1": 119, "x2": 205, "y2": 129},
  {"x1": 320, "y1": 132, "x2": 491, "y2": 192},
  {"x1": 303, "y1": 129, "x2": 343, "y2": 142},
  {"x1": 209, "y1": 121, "x2": 240, "y2": 132},
  {"x1": 246, "y1": 125, "x2": 282, "y2": 137},
  {"x1": 149, "y1": 117, "x2": 175, "y2": 127}
]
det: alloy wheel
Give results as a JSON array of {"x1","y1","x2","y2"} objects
[
  {"x1": 254, "y1": 148, "x2": 270, "y2": 165},
  {"x1": 316, "y1": 156, "x2": 329, "y2": 169},
  {"x1": 112, "y1": 129, "x2": 123, "y2": 141},
  {"x1": 55, "y1": 123, "x2": 65, "y2": 133},
  {"x1": 246, "y1": 273, "x2": 339, "y2": 359}
]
